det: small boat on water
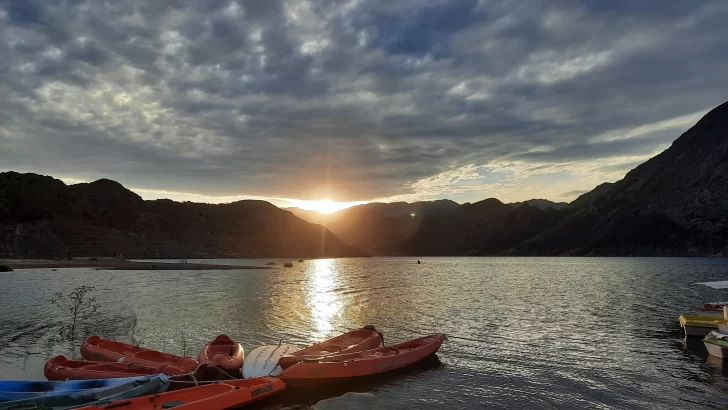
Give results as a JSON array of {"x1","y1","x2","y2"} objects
[
  {"x1": 75, "y1": 377, "x2": 285, "y2": 410},
  {"x1": 0, "y1": 376, "x2": 169, "y2": 409},
  {"x1": 279, "y1": 333, "x2": 445, "y2": 386},
  {"x1": 81, "y1": 336, "x2": 199, "y2": 372},
  {"x1": 679, "y1": 314, "x2": 722, "y2": 337},
  {"x1": 278, "y1": 326, "x2": 383, "y2": 369},
  {"x1": 0, "y1": 375, "x2": 164, "y2": 403},
  {"x1": 44, "y1": 355, "x2": 187, "y2": 380},
  {"x1": 704, "y1": 331, "x2": 728, "y2": 359},
  {"x1": 197, "y1": 335, "x2": 245, "y2": 374}
]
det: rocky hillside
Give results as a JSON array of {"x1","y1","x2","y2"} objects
[
  {"x1": 288, "y1": 100, "x2": 728, "y2": 256},
  {"x1": 0, "y1": 173, "x2": 365, "y2": 258},
  {"x1": 517, "y1": 100, "x2": 728, "y2": 256}
]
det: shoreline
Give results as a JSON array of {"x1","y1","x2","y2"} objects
[{"x1": 0, "y1": 258, "x2": 270, "y2": 271}]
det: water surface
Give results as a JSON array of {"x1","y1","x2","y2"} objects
[{"x1": 1, "y1": 257, "x2": 728, "y2": 408}]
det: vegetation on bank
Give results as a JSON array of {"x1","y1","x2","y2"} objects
[{"x1": 0, "y1": 264, "x2": 13, "y2": 272}]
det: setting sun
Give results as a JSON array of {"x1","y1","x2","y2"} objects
[{"x1": 287, "y1": 198, "x2": 367, "y2": 214}]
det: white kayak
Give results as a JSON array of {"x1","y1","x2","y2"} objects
[{"x1": 242, "y1": 344, "x2": 297, "y2": 379}]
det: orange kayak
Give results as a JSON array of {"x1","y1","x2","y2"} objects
[
  {"x1": 278, "y1": 326, "x2": 383, "y2": 369},
  {"x1": 197, "y1": 335, "x2": 245, "y2": 375},
  {"x1": 81, "y1": 336, "x2": 199, "y2": 373},
  {"x1": 280, "y1": 333, "x2": 445, "y2": 385},
  {"x1": 44, "y1": 355, "x2": 187, "y2": 380},
  {"x1": 75, "y1": 377, "x2": 285, "y2": 410}
]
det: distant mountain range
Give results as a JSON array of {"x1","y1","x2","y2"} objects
[
  {"x1": 0, "y1": 174, "x2": 364, "y2": 258},
  {"x1": 289, "y1": 100, "x2": 728, "y2": 257},
  {"x1": 2, "y1": 100, "x2": 727, "y2": 258}
]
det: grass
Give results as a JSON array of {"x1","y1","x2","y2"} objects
[{"x1": 0, "y1": 264, "x2": 13, "y2": 272}]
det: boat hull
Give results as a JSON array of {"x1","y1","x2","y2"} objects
[
  {"x1": 81, "y1": 336, "x2": 198, "y2": 372},
  {"x1": 76, "y1": 377, "x2": 285, "y2": 410},
  {"x1": 197, "y1": 335, "x2": 245, "y2": 374},
  {"x1": 704, "y1": 341, "x2": 728, "y2": 359},
  {"x1": 679, "y1": 315, "x2": 720, "y2": 337},
  {"x1": 278, "y1": 328, "x2": 383, "y2": 370},
  {"x1": 0, "y1": 376, "x2": 169, "y2": 409},
  {"x1": 44, "y1": 355, "x2": 186, "y2": 380},
  {"x1": 280, "y1": 334, "x2": 445, "y2": 386},
  {"x1": 0, "y1": 375, "x2": 162, "y2": 403}
]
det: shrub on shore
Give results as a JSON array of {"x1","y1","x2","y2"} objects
[{"x1": 0, "y1": 264, "x2": 13, "y2": 272}]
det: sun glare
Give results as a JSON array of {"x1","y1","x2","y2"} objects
[{"x1": 288, "y1": 198, "x2": 367, "y2": 214}]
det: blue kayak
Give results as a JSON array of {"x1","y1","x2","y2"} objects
[
  {"x1": 0, "y1": 375, "x2": 169, "y2": 409},
  {"x1": 0, "y1": 374, "x2": 167, "y2": 404}
]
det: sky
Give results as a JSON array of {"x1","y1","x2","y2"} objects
[{"x1": 1, "y1": 0, "x2": 727, "y2": 210}]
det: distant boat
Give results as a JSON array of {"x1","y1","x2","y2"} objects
[
  {"x1": 298, "y1": 259, "x2": 304, "y2": 262},
  {"x1": 417, "y1": 260, "x2": 421, "y2": 264}
]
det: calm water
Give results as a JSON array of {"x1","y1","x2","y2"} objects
[{"x1": 2, "y1": 257, "x2": 728, "y2": 408}]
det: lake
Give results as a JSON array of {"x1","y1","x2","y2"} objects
[{"x1": 1, "y1": 257, "x2": 728, "y2": 408}]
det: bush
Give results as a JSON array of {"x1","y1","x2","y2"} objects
[
  {"x1": 0, "y1": 264, "x2": 13, "y2": 272},
  {"x1": 283, "y1": 262, "x2": 293, "y2": 268},
  {"x1": 51, "y1": 285, "x2": 100, "y2": 342}
]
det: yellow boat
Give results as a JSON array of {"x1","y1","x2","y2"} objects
[{"x1": 679, "y1": 315, "x2": 724, "y2": 337}]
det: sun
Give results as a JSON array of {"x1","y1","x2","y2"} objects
[
  {"x1": 310, "y1": 199, "x2": 343, "y2": 214},
  {"x1": 288, "y1": 198, "x2": 367, "y2": 214}
]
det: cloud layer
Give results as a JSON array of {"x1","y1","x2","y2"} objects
[{"x1": 1, "y1": 0, "x2": 727, "y2": 204}]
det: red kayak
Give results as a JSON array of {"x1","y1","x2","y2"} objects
[
  {"x1": 280, "y1": 333, "x2": 445, "y2": 385},
  {"x1": 76, "y1": 377, "x2": 285, "y2": 410},
  {"x1": 197, "y1": 335, "x2": 245, "y2": 374},
  {"x1": 278, "y1": 326, "x2": 383, "y2": 369},
  {"x1": 44, "y1": 355, "x2": 187, "y2": 380},
  {"x1": 81, "y1": 336, "x2": 199, "y2": 373}
]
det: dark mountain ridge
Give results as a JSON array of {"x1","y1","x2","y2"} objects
[
  {"x1": 0, "y1": 172, "x2": 365, "y2": 259},
  {"x1": 4, "y1": 100, "x2": 727, "y2": 258},
  {"x1": 288, "y1": 100, "x2": 728, "y2": 256}
]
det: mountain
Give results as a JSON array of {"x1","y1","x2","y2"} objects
[
  {"x1": 310, "y1": 200, "x2": 460, "y2": 255},
  {"x1": 518, "y1": 100, "x2": 728, "y2": 256},
  {"x1": 509, "y1": 199, "x2": 569, "y2": 211},
  {"x1": 0, "y1": 172, "x2": 365, "y2": 259},
  {"x1": 286, "y1": 207, "x2": 331, "y2": 226},
  {"x1": 284, "y1": 99, "x2": 728, "y2": 256},
  {"x1": 569, "y1": 183, "x2": 615, "y2": 208}
]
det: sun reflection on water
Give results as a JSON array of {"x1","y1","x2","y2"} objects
[{"x1": 306, "y1": 259, "x2": 344, "y2": 340}]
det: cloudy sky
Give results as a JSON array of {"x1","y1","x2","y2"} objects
[{"x1": 1, "y1": 0, "x2": 727, "y2": 209}]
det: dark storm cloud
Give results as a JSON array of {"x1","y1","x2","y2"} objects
[{"x1": 0, "y1": 0, "x2": 727, "y2": 201}]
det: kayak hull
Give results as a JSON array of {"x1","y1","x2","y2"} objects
[
  {"x1": 197, "y1": 334, "x2": 245, "y2": 374},
  {"x1": 278, "y1": 328, "x2": 383, "y2": 370},
  {"x1": 75, "y1": 377, "x2": 285, "y2": 410},
  {"x1": 280, "y1": 334, "x2": 445, "y2": 385},
  {"x1": 45, "y1": 355, "x2": 187, "y2": 380},
  {"x1": 81, "y1": 336, "x2": 199, "y2": 372},
  {"x1": 0, "y1": 376, "x2": 169, "y2": 409},
  {"x1": 0, "y1": 375, "x2": 163, "y2": 403}
]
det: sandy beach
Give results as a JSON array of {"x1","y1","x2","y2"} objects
[{"x1": 0, "y1": 257, "x2": 269, "y2": 270}]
